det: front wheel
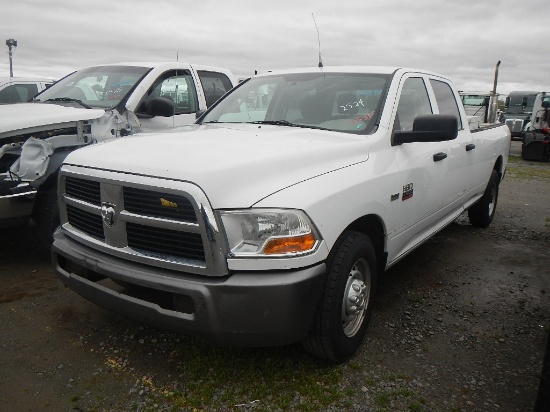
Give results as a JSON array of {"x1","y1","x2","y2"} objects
[
  {"x1": 468, "y1": 169, "x2": 499, "y2": 228},
  {"x1": 302, "y1": 231, "x2": 377, "y2": 362}
]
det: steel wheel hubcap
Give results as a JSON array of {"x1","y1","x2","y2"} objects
[
  {"x1": 342, "y1": 258, "x2": 370, "y2": 337},
  {"x1": 488, "y1": 184, "x2": 496, "y2": 216}
]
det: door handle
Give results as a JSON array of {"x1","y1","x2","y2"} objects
[
  {"x1": 466, "y1": 144, "x2": 476, "y2": 151},
  {"x1": 433, "y1": 152, "x2": 447, "y2": 162}
]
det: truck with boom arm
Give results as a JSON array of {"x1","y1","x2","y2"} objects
[{"x1": 522, "y1": 92, "x2": 550, "y2": 161}]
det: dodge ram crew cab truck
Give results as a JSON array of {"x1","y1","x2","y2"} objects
[
  {"x1": 52, "y1": 66, "x2": 511, "y2": 362},
  {"x1": 0, "y1": 62, "x2": 236, "y2": 242}
]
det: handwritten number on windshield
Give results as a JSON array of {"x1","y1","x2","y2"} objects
[{"x1": 339, "y1": 99, "x2": 365, "y2": 112}]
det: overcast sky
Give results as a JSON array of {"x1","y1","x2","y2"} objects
[{"x1": 1, "y1": 0, "x2": 549, "y2": 96}]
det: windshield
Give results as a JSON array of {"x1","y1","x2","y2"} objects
[
  {"x1": 200, "y1": 72, "x2": 390, "y2": 134},
  {"x1": 461, "y1": 94, "x2": 489, "y2": 106},
  {"x1": 505, "y1": 93, "x2": 537, "y2": 113},
  {"x1": 34, "y1": 65, "x2": 150, "y2": 109}
]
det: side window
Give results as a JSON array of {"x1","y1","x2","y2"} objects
[
  {"x1": 394, "y1": 77, "x2": 432, "y2": 131},
  {"x1": 0, "y1": 84, "x2": 38, "y2": 103},
  {"x1": 430, "y1": 79, "x2": 462, "y2": 129},
  {"x1": 197, "y1": 71, "x2": 233, "y2": 107},
  {"x1": 0, "y1": 85, "x2": 21, "y2": 103},
  {"x1": 18, "y1": 84, "x2": 39, "y2": 101},
  {"x1": 140, "y1": 70, "x2": 199, "y2": 115}
]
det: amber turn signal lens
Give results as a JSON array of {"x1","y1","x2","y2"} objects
[{"x1": 262, "y1": 233, "x2": 316, "y2": 255}]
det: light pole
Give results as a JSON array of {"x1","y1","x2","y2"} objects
[{"x1": 6, "y1": 38, "x2": 17, "y2": 78}]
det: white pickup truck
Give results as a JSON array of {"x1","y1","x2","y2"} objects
[
  {"x1": 0, "y1": 62, "x2": 236, "y2": 241},
  {"x1": 52, "y1": 66, "x2": 510, "y2": 362}
]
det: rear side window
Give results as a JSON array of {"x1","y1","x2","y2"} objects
[
  {"x1": 197, "y1": 71, "x2": 233, "y2": 107},
  {"x1": 430, "y1": 79, "x2": 462, "y2": 129}
]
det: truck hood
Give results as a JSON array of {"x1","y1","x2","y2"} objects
[
  {"x1": 65, "y1": 124, "x2": 372, "y2": 208},
  {"x1": 0, "y1": 103, "x2": 105, "y2": 134}
]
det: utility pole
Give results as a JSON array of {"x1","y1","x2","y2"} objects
[{"x1": 6, "y1": 38, "x2": 17, "y2": 78}]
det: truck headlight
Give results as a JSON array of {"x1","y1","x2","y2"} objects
[{"x1": 219, "y1": 209, "x2": 320, "y2": 257}]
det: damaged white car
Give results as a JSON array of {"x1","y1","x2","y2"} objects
[{"x1": 0, "y1": 62, "x2": 236, "y2": 242}]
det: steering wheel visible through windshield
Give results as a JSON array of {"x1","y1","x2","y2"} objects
[
  {"x1": 34, "y1": 65, "x2": 150, "y2": 109},
  {"x1": 200, "y1": 71, "x2": 389, "y2": 134}
]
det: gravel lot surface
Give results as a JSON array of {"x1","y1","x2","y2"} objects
[{"x1": 1, "y1": 148, "x2": 549, "y2": 412}]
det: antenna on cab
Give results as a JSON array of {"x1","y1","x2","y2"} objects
[{"x1": 312, "y1": 13, "x2": 323, "y2": 68}]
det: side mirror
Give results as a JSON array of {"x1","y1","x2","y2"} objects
[
  {"x1": 393, "y1": 114, "x2": 458, "y2": 146},
  {"x1": 541, "y1": 100, "x2": 550, "y2": 109},
  {"x1": 146, "y1": 97, "x2": 176, "y2": 117}
]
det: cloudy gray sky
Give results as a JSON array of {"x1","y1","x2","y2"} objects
[{"x1": 1, "y1": 0, "x2": 549, "y2": 96}]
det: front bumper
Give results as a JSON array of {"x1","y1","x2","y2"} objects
[{"x1": 52, "y1": 230, "x2": 327, "y2": 347}]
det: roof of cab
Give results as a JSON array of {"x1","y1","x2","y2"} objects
[
  {"x1": 0, "y1": 77, "x2": 54, "y2": 86},
  {"x1": 252, "y1": 65, "x2": 448, "y2": 79}
]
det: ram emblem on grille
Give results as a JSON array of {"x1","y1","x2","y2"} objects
[
  {"x1": 160, "y1": 197, "x2": 178, "y2": 208},
  {"x1": 101, "y1": 202, "x2": 117, "y2": 227}
]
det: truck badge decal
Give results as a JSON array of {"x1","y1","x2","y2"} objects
[
  {"x1": 160, "y1": 198, "x2": 178, "y2": 208},
  {"x1": 391, "y1": 193, "x2": 400, "y2": 201},
  {"x1": 402, "y1": 183, "x2": 413, "y2": 201},
  {"x1": 101, "y1": 202, "x2": 117, "y2": 227}
]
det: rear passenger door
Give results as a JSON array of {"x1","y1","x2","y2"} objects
[{"x1": 429, "y1": 78, "x2": 476, "y2": 211}]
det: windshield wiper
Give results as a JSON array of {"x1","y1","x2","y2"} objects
[
  {"x1": 45, "y1": 97, "x2": 92, "y2": 109},
  {"x1": 250, "y1": 120, "x2": 294, "y2": 126},
  {"x1": 249, "y1": 120, "x2": 329, "y2": 131}
]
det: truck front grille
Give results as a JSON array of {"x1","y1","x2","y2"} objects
[
  {"x1": 126, "y1": 222, "x2": 205, "y2": 260},
  {"x1": 66, "y1": 204, "x2": 104, "y2": 240},
  {"x1": 505, "y1": 119, "x2": 524, "y2": 133},
  {"x1": 66, "y1": 177, "x2": 101, "y2": 204},
  {"x1": 124, "y1": 187, "x2": 197, "y2": 222},
  {"x1": 59, "y1": 168, "x2": 227, "y2": 276}
]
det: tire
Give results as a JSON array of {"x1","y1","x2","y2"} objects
[
  {"x1": 32, "y1": 183, "x2": 60, "y2": 247},
  {"x1": 302, "y1": 231, "x2": 377, "y2": 362},
  {"x1": 468, "y1": 169, "x2": 499, "y2": 228}
]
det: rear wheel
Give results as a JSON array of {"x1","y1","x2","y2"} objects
[
  {"x1": 302, "y1": 231, "x2": 377, "y2": 362},
  {"x1": 468, "y1": 169, "x2": 499, "y2": 228}
]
